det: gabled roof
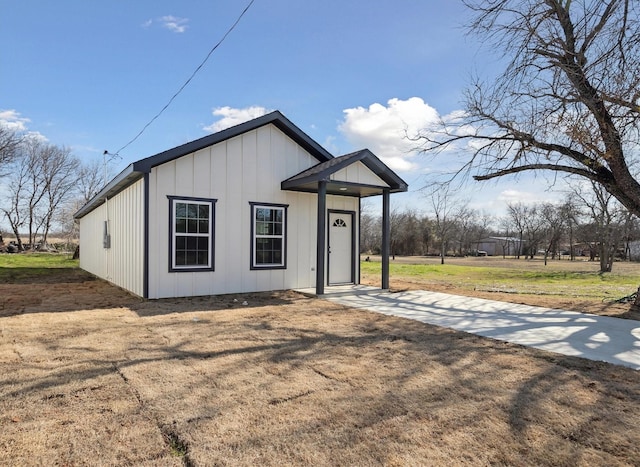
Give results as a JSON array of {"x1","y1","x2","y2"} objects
[
  {"x1": 74, "y1": 111, "x2": 332, "y2": 219},
  {"x1": 281, "y1": 149, "x2": 408, "y2": 197},
  {"x1": 131, "y1": 110, "x2": 332, "y2": 173}
]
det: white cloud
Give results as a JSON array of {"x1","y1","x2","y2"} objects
[
  {"x1": 203, "y1": 106, "x2": 272, "y2": 133},
  {"x1": 0, "y1": 109, "x2": 47, "y2": 141},
  {"x1": 160, "y1": 15, "x2": 189, "y2": 33},
  {"x1": 0, "y1": 109, "x2": 30, "y2": 131},
  {"x1": 339, "y1": 97, "x2": 440, "y2": 172},
  {"x1": 142, "y1": 16, "x2": 189, "y2": 33}
]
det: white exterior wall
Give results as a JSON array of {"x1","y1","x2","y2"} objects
[
  {"x1": 147, "y1": 124, "x2": 359, "y2": 299},
  {"x1": 79, "y1": 179, "x2": 145, "y2": 296},
  {"x1": 330, "y1": 161, "x2": 390, "y2": 187}
]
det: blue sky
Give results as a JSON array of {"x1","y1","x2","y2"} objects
[{"x1": 1, "y1": 0, "x2": 567, "y2": 215}]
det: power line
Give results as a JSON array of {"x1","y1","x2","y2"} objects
[{"x1": 113, "y1": 0, "x2": 256, "y2": 156}]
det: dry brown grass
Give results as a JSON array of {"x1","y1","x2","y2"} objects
[{"x1": 1, "y1": 270, "x2": 640, "y2": 466}]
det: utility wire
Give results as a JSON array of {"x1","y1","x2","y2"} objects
[{"x1": 114, "y1": 0, "x2": 256, "y2": 156}]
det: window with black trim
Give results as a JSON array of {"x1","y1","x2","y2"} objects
[
  {"x1": 250, "y1": 202, "x2": 287, "y2": 269},
  {"x1": 168, "y1": 196, "x2": 216, "y2": 272}
]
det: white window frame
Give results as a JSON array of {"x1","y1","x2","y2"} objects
[
  {"x1": 250, "y1": 202, "x2": 287, "y2": 270},
  {"x1": 168, "y1": 196, "x2": 216, "y2": 272}
]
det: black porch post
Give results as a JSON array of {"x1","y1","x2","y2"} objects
[
  {"x1": 316, "y1": 180, "x2": 327, "y2": 295},
  {"x1": 381, "y1": 188, "x2": 390, "y2": 290}
]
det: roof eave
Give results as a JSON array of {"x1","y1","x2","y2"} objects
[{"x1": 73, "y1": 164, "x2": 143, "y2": 219}]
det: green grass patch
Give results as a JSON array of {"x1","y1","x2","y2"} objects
[
  {"x1": 0, "y1": 253, "x2": 80, "y2": 282},
  {"x1": 361, "y1": 260, "x2": 640, "y2": 299}
]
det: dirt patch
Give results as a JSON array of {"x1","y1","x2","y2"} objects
[{"x1": 1, "y1": 269, "x2": 640, "y2": 465}]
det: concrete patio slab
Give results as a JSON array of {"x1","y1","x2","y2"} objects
[{"x1": 325, "y1": 289, "x2": 640, "y2": 370}]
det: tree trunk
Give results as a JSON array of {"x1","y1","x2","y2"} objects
[
  {"x1": 632, "y1": 287, "x2": 640, "y2": 313},
  {"x1": 9, "y1": 224, "x2": 24, "y2": 251}
]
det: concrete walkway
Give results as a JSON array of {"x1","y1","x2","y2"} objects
[{"x1": 325, "y1": 289, "x2": 640, "y2": 370}]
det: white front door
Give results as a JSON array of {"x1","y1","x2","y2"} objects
[{"x1": 328, "y1": 211, "x2": 354, "y2": 285}]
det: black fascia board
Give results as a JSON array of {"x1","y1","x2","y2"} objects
[{"x1": 132, "y1": 111, "x2": 333, "y2": 174}]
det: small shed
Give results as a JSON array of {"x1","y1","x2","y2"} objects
[
  {"x1": 74, "y1": 111, "x2": 407, "y2": 299},
  {"x1": 475, "y1": 237, "x2": 523, "y2": 257}
]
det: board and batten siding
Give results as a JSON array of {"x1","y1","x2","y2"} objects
[
  {"x1": 146, "y1": 123, "x2": 358, "y2": 299},
  {"x1": 330, "y1": 161, "x2": 390, "y2": 187},
  {"x1": 78, "y1": 179, "x2": 145, "y2": 296}
]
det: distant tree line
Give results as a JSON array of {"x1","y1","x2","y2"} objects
[
  {"x1": 362, "y1": 184, "x2": 640, "y2": 273},
  {"x1": 0, "y1": 125, "x2": 105, "y2": 251}
]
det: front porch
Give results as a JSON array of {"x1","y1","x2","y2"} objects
[{"x1": 282, "y1": 149, "x2": 408, "y2": 295}]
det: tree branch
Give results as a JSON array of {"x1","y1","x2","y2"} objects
[{"x1": 472, "y1": 163, "x2": 596, "y2": 181}]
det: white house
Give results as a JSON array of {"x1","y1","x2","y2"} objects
[{"x1": 74, "y1": 111, "x2": 407, "y2": 299}]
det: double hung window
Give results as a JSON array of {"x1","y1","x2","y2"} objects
[
  {"x1": 250, "y1": 202, "x2": 287, "y2": 269},
  {"x1": 168, "y1": 196, "x2": 216, "y2": 272}
]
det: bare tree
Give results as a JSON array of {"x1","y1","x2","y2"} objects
[
  {"x1": 420, "y1": 1, "x2": 640, "y2": 217},
  {"x1": 2, "y1": 138, "x2": 80, "y2": 248},
  {"x1": 2, "y1": 156, "x2": 30, "y2": 250},
  {"x1": 0, "y1": 125, "x2": 23, "y2": 177},
  {"x1": 419, "y1": 0, "x2": 640, "y2": 307},
  {"x1": 390, "y1": 208, "x2": 422, "y2": 257},
  {"x1": 419, "y1": 215, "x2": 434, "y2": 255},
  {"x1": 360, "y1": 211, "x2": 381, "y2": 255},
  {"x1": 540, "y1": 203, "x2": 566, "y2": 264},
  {"x1": 38, "y1": 144, "x2": 80, "y2": 245},
  {"x1": 573, "y1": 180, "x2": 631, "y2": 272},
  {"x1": 522, "y1": 205, "x2": 547, "y2": 259},
  {"x1": 77, "y1": 158, "x2": 107, "y2": 204},
  {"x1": 451, "y1": 205, "x2": 477, "y2": 256},
  {"x1": 428, "y1": 186, "x2": 464, "y2": 264},
  {"x1": 559, "y1": 196, "x2": 582, "y2": 260},
  {"x1": 506, "y1": 202, "x2": 530, "y2": 259},
  {"x1": 497, "y1": 216, "x2": 518, "y2": 258}
]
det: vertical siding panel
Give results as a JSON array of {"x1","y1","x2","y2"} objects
[
  {"x1": 226, "y1": 137, "x2": 244, "y2": 293},
  {"x1": 193, "y1": 149, "x2": 211, "y2": 198},
  {"x1": 286, "y1": 194, "x2": 300, "y2": 288},
  {"x1": 147, "y1": 172, "x2": 159, "y2": 298},
  {"x1": 211, "y1": 144, "x2": 227, "y2": 295},
  {"x1": 242, "y1": 132, "x2": 258, "y2": 200},
  {"x1": 292, "y1": 193, "x2": 304, "y2": 289},
  {"x1": 79, "y1": 179, "x2": 144, "y2": 297},
  {"x1": 280, "y1": 138, "x2": 297, "y2": 189},
  {"x1": 175, "y1": 154, "x2": 196, "y2": 297},
  {"x1": 79, "y1": 204, "x2": 106, "y2": 279},
  {"x1": 153, "y1": 162, "x2": 177, "y2": 298},
  {"x1": 175, "y1": 154, "x2": 194, "y2": 197},
  {"x1": 192, "y1": 149, "x2": 213, "y2": 295}
]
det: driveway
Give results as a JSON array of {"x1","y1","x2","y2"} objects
[{"x1": 326, "y1": 289, "x2": 640, "y2": 370}]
